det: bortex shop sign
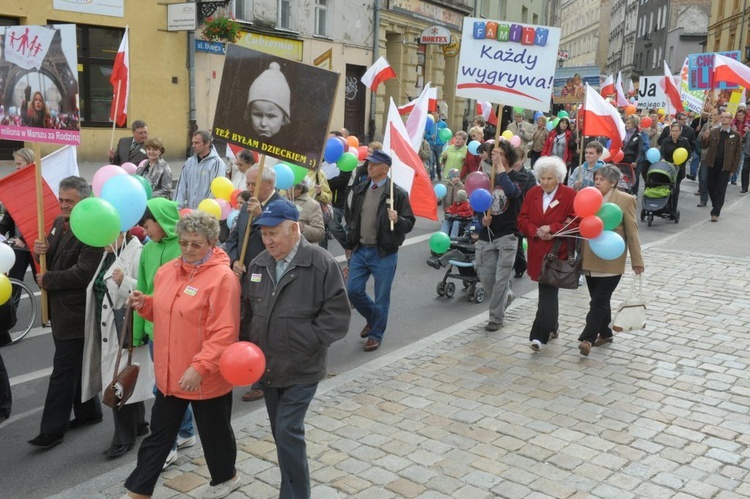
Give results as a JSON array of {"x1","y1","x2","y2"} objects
[{"x1": 420, "y1": 26, "x2": 451, "y2": 45}]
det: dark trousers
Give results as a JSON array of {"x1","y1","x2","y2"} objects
[
  {"x1": 40, "y1": 336, "x2": 102, "y2": 436},
  {"x1": 125, "y1": 391, "x2": 236, "y2": 496},
  {"x1": 112, "y1": 401, "x2": 147, "y2": 446},
  {"x1": 671, "y1": 165, "x2": 685, "y2": 213},
  {"x1": 707, "y1": 166, "x2": 731, "y2": 217},
  {"x1": 743, "y1": 156, "x2": 750, "y2": 192},
  {"x1": 529, "y1": 283, "x2": 559, "y2": 344},
  {"x1": 513, "y1": 234, "x2": 527, "y2": 276},
  {"x1": 578, "y1": 275, "x2": 622, "y2": 344},
  {"x1": 264, "y1": 383, "x2": 318, "y2": 499},
  {"x1": 0, "y1": 351, "x2": 10, "y2": 418},
  {"x1": 529, "y1": 150, "x2": 541, "y2": 168}
]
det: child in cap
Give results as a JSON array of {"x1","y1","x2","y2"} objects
[
  {"x1": 245, "y1": 62, "x2": 291, "y2": 140},
  {"x1": 443, "y1": 168, "x2": 465, "y2": 214},
  {"x1": 441, "y1": 189, "x2": 473, "y2": 238}
]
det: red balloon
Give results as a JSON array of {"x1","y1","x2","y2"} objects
[
  {"x1": 579, "y1": 215, "x2": 604, "y2": 239},
  {"x1": 229, "y1": 188, "x2": 243, "y2": 209},
  {"x1": 219, "y1": 342, "x2": 266, "y2": 386},
  {"x1": 357, "y1": 145, "x2": 368, "y2": 161},
  {"x1": 573, "y1": 186, "x2": 603, "y2": 218},
  {"x1": 179, "y1": 208, "x2": 193, "y2": 218},
  {"x1": 611, "y1": 149, "x2": 624, "y2": 163},
  {"x1": 464, "y1": 171, "x2": 490, "y2": 195},
  {"x1": 640, "y1": 116, "x2": 653, "y2": 128}
]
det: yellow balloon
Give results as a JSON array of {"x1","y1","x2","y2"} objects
[
  {"x1": 673, "y1": 147, "x2": 689, "y2": 165},
  {"x1": 0, "y1": 274, "x2": 10, "y2": 305},
  {"x1": 501, "y1": 130, "x2": 514, "y2": 141},
  {"x1": 197, "y1": 198, "x2": 222, "y2": 219},
  {"x1": 211, "y1": 177, "x2": 234, "y2": 201}
]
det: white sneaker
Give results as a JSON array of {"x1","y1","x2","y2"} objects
[
  {"x1": 176, "y1": 434, "x2": 196, "y2": 449},
  {"x1": 578, "y1": 275, "x2": 586, "y2": 287},
  {"x1": 202, "y1": 474, "x2": 242, "y2": 499},
  {"x1": 530, "y1": 339, "x2": 542, "y2": 352},
  {"x1": 505, "y1": 289, "x2": 515, "y2": 310},
  {"x1": 162, "y1": 448, "x2": 178, "y2": 470}
]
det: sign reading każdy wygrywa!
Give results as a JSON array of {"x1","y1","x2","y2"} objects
[
  {"x1": 212, "y1": 44, "x2": 339, "y2": 169},
  {"x1": 456, "y1": 17, "x2": 561, "y2": 112}
]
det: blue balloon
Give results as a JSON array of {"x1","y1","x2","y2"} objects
[
  {"x1": 646, "y1": 147, "x2": 661, "y2": 163},
  {"x1": 468, "y1": 140, "x2": 481, "y2": 156},
  {"x1": 100, "y1": 174, "x2": 147, "y2": 232},
  {"x1": 226, "y1": 209, "x2": 240, "y2": 229},
  {"x1": 546, "y1": 121, "x2": 554, "y2": 131},
  {"x1": 469, "y1": 188, "x2": 492, "y2": 212},
  {"x1": 434, "y1": 183, "x2": 447, "y2": 198},
  {"x1": 274, "y1": 163, "x2": 295, "y2": 190},
  {"x1": 425, "y1": 115, "x2": 434, "y2": 131},
  {"x1": 589, "y1": 231, "x2": 625, "y2": 260},
  {"x1": 324, "y1": 137, "x2": 345, "y2": 163},
  {"x1": 605, "y1": 139, "x2": 612, "y2": 149},
  {"x1": 534, "y1": 111, "x2": 543, "y2": 121}
]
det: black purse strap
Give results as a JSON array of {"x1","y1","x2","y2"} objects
[
  {"x1": 111, "y1": 304, "x2": 135, "y2": 381},
  {"x1": 548, "y1": 237, "x2": 580, "y2": 263}
]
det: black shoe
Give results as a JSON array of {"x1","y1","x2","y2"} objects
[
  {"x1": 741, "y1": 190, "x2": 748, "y2": 194},
  {"x1": 28, "y1": 433, "x2": 64, "y2": 449},
  {"x1": 0, "y1": 332, "x2": 12, "y2": 347},
  {"x1": 514, "y1": 271, "x2": 524, "y2": 278},
  {"x1": 426, "y1": 257, "x2": 441, "y2": 270},
  {"x1": 686, "y1": 174, "x2": 696, "y2": 180},
  {"x1": 137, "y1": 424, "x2": 150, "y2": 437},
  {"x1": 731, "y1": 181, "x2": 737, "y2": 185},
  {"x1": 697, "y1": 202, "x2": 706, "y2": 207},
  {"x1": 68, "y1": 416, "x2": 103, "y2": 429},
  {"x1": 103, "y1": 443, "x2": 133, "y2": 458}
]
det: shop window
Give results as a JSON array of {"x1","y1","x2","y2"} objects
[
  {"x1": 76, "y1": 24, "x2": 125, "y2": 126},
  {"x1": 315, "y1": 0, "x2": 330, "y2": 37}
]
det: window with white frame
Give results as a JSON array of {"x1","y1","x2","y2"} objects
[
  {"x1": 278, "y1": 0, "x2": 292, "y2": 30},
  {"x1": 234, "y1": 0, "x2": 253, "y2": 22},
  {"x1": 315, "y1": 0, "x2": 330, "y2": 37}
]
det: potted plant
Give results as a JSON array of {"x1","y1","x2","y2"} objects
[{"x1": 201, "y1": 16, "x2": 241, "y2": 43}]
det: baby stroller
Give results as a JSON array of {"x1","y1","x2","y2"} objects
[
  {"x1": 426, "y1": 219, "x2": 485, "y2": 303},
  {"x1": 613, "y1": 163, "x2": 637, "y2": 195},
  {"x1": 641, "y1": 160, "x2": 680, "y2": 226}
]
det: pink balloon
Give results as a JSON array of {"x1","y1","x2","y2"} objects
[
  {"x1": 348, "y1": 146, "x2": 358, "y2": 156},
  {"x1": 509, "y1": 135, "x2": 522, "y2": 147},
  {"x1": 216, "y1": 198, "x2": 233, "y2": 221},
  {"x1": 121, "y1": 162, "x2": 138, "y2": 175},
  {"x1": 464, "y1": 171, "x2": 491, "y2": 195},
  {"x1": 92, "y1": 165, "x2": 127, "y2": 197}
]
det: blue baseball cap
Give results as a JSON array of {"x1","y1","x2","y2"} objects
[
  {"x1": 365, "y1": 149, "x2": 392, "y2": 167},
  {"x1": 253, "y1": 199, "x2": 299, "y2": 227}
]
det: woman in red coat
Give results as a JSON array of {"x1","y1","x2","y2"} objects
[
  {"x1": 517, "y1": 156, "x2": 577, "y2": 352},
  {"x1": 541, "y1": 117, "x2": 573, "y2": 165}
]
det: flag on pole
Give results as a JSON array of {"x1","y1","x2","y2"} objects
[
  {"x1": 627, "y1": 78, "x2": 635, "y2": 96},
  {"x1": 398, "y1": 83, "x2": 431, "y2": 152},
  {"x1": 383, "y1": 98, "x2": 438, "y2": 221},
  {"x1": 615, "y1": 72, "x2": 629, "y2": 107},
  {"x1": 582, "y1": 84, "x2": 626, "y2": 153},
  {"x1": 475, "y1": 100, "x2": 498, "y2": 126},
  {"x1": 600, "y1": 75, "x2": 615, "y2": 97},
  {"x1": 712, "y1": 53, "x2": 750, "y2": 90},
  {"x1": 361, "y1": 56, "x2": 396, "y2": 92},
  {"x1": 398, "y1": 87, "x2": 437, "y2": 115},
  {"x1": 109, "y1": 27, "x2": 130, "y2": 127},
  {"x1": 662, "y1": 61, "x2": 685, "y2": 115}
]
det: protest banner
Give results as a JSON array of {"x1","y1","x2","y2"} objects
[
  {"x1": 638, "y1": 75, "x2": 669, "y2": 109},
  {"x1": 687, "y1": 51, "x2": 740, "y2": 91},
  {"x1": 212, "y1": 44, "x2": 339, "y2": 169},
  {"x1": 0, "y1": 24, "x2": 80, "y2": 145},
  {"x1": 552, "y1": 66, "x2": 600, "y2": 104},
  {"x1": 456, "y1": 17, "x2": 561, "y2": 112}
]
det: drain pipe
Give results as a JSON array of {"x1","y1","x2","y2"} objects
[{"x1": 368, "y1": 0, "x2": 381, "y2": 142}]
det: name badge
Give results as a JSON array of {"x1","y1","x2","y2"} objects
[
  {"x1": 549, "y1": 199, "x2": 559, "y2": 209},
  {"x1": 250, "y1": 273, "x2": 262, "y2": 282},
  {"x1": 184, "y1": 286, "x2": 198, "y2": 296}
]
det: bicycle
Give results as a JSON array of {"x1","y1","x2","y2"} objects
[{"x1": 4, "y1": 277, "x2": 38, "y2": 344}]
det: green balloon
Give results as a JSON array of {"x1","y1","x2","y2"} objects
[
  {"x1": 513, "y1": 107, "x2": 524, "y2": 115},
  {"x1": 596, "y1": 202, "x2": 623, "y2": 230},
  {"x1": 438, "y1": 128, "x2": 453, "y2": 143},
  {"x1": 557, "y1": 110, "x2": 569, "y2": 118},
  {"x1": 337, "y1": 152, "x2": 358, "y2": 172},
  {"x1": 70, "y1": 197, "x2": 122, "y2": 247},
  {"x1": 552, "y1": 118, "x2": 560, "y2": 128},
  {"x1": 522, "y1": 238, "x2": 528, "y2": 252},
  {"x1": 429, "y1": 231, "x2": 451, "y2": 254},
  {"x1": 287, "y1": 163, "x2": 309, "y2": 185},
  {"x1": 133, "y1": 175, "x2": 152, "y2": 199}
]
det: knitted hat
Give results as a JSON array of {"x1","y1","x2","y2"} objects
[
  {"x1": 447, "y1": 169, "x2": 460, "y2": 180},
  {"x1": 247, "y1": 62, "x2": 291, "y2": 119},
  {"x1": 456, "y1": 189, "x2": 468, "y2": 202}
]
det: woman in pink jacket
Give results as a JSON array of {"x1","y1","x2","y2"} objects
[{"x1": 124, "y1": 211, "x2": 241, "y2": 499}]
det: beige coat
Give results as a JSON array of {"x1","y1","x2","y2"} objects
[{"x1": 294, "y1": 192, "x2": 326, "y2": 244}]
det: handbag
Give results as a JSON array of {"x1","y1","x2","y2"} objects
[
  {"x1": 611, "y1": 274, "x2": 647, "y2": 332},
  {"x1": 319, "y1": 201, "x2": 333, "y2": 224},
  {"x1": 538, "y1": 237, "x2": 582, "y2": 290},
  {"x1": 105, "y1": 288, "x2": 131, "y2": 349},
  {"x1": 102, "y1": 304, "x2": 140, "y2": 410}
]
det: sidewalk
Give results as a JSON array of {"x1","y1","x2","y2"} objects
[{"x1": 54, "y1": 195, "x2": 750, "y2": 499}]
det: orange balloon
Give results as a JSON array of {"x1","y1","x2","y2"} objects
[
  {"x1": 346, "y1": 136, "x2": 359, "y2": 149},
  {"x1": 625, "y1": 105, "x2": 637, "y2": 116},
  {"x1": 219, "y1": 342, "x2": 266, "y2": 386},
  {"x1": 229, "y1": 188, "x2": 243, "y2": 209}
]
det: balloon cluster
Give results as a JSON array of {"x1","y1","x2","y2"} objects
[
  {"x1": 324, "y1": 136, "x2": 363, "y2": 172},
  {"x1": 564, "y1": 187, "x2": 625, "y2": 260},
  {"x1": 0, "y1": 245, "x2": 16, "y2": 305}
]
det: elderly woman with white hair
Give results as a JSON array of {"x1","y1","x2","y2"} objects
[
  {"x1": 287, "y1": 177, "x2": 326, "y2": 244},
  {"x1": 517, "y1": 156, "x2": 577, "y2": 352}
]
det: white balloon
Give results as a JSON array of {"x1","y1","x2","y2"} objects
[
  {"x1": 600, "y1": 148, "x2": 611, "y2": 161},
  {"x1": 0, "y1": 243, "x2": 16, "y2": 274}
]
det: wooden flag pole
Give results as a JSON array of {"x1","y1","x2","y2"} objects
[
  {"x1": 486, "y1": 104, "x2": 503, "y2": 220},
  {"x1": 109, "y1": 80, "x2": 122, "y2": 153},
  {"x1": 238, "y1": 154, "x2": 266, "y2": 267},
  {"x1": 32, "y1": 142, "x2": 49, "y2": 325}
]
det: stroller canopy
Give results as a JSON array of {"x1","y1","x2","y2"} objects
[{"x1": 647, "y1": 161, "x2": 677, "y2": 184}]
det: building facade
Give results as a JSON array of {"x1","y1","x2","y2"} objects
[
  {"x1": 605, "y1": 0, "x2": 639, "y2": 78},
  {"x1": 558, "y1": 0, "x2": 612, "y2": 69},
  {"x1": 706, "y1": 0, "x2": 750, "y2": 59}
]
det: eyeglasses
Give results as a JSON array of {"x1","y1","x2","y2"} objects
[{"x1": 178, "y1": 240, "x2": 208, "y2": 250}]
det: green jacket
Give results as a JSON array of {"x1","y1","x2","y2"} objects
[{"x1": 133, "y1": 197, "x2": 180, "y2": 345}]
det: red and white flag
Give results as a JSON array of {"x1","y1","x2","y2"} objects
[
  {"x1": 475, "y1": 100, "x2": 498, "y2": 126},
  {"x1": 615, "y1": 72, "x2": 629, "y2": 107},
  {"x1": 109, "y1": 27, "x2": 130, "y2": 127},
  {"x1": 361, "y1": 56, "x2": 396, "y2": 92},
  {"x1": 662, "y1": 61, "x2": 684, "y2": 115},
  {"x1": 713, "y1": 53, "x2": 750, "y2": 90},
  {"x1": 383, "y1": 98, "x2": 438, "y2": 221},
  {"x1": 398, "y1": 83, "x2": 431, "y2": 153},
  {"x1": 600, "y1": 75, "x2": 615, "y2": 97},
  {"x1": 398, "y1": 86, "x2": 437, "y2": 115},
  {"x1": 582, "y1": 84, "x2": 626, "y2": 152}
]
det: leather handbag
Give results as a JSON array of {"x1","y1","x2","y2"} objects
[
  {"x1": 538, "y1": 237, "x2": 582, "y2": 290},
  {"x1": 102, "y1": 304, "x2": 139, "y2": 410},
  {"x1": 611, "y1": 274, "x2": 647, "y2": 332}
]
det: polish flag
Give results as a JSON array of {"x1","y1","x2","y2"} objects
[
  {"x1": 109, "y1": 27, "x2": 129, "y2": 127},
  {"x1": 398, "y1": 86, "x2": 438, "y2": 115},
  {"x1": 361, "y1": 56, "x2": 396, "y2": 92},
  {"x1": 713, "y1": 53, "x2": 750, "y2": 90},
  {"x1": 384, "y1": 98, "x2": 438, "y2": 221},
  {"x1": 615, "y1": 72, "x2": 629, "y2": 107},
  {"x1": 399, "y1": 83, "x2": 431, "y2": 153},
  {"x1": 627, "y1": 78, "x2": 635, "y2": 96},
  {"x1": 600, "y1": 75, "x2": 615, "y2": 97},
  {"x1": 475, "y1": 100, "x2": 498, "y2": 126},
  {"x1": 662, "y1": 61, "x2": 684, "y2": 115},
  {"x1": 581, "y1": 84, "x2": 626, "y2": 153}
]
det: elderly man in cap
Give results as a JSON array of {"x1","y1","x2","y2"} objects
[
  {"x1": 345, "y1": 149, "x2": 415, "y2": 352},
  {"x1": 241, "y1": 199, "x2": 350, "y2": 499}
]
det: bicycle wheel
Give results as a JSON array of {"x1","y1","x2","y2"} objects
[{"x1": 8, "y1": 278, "x2": 38, "y2": 344}]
